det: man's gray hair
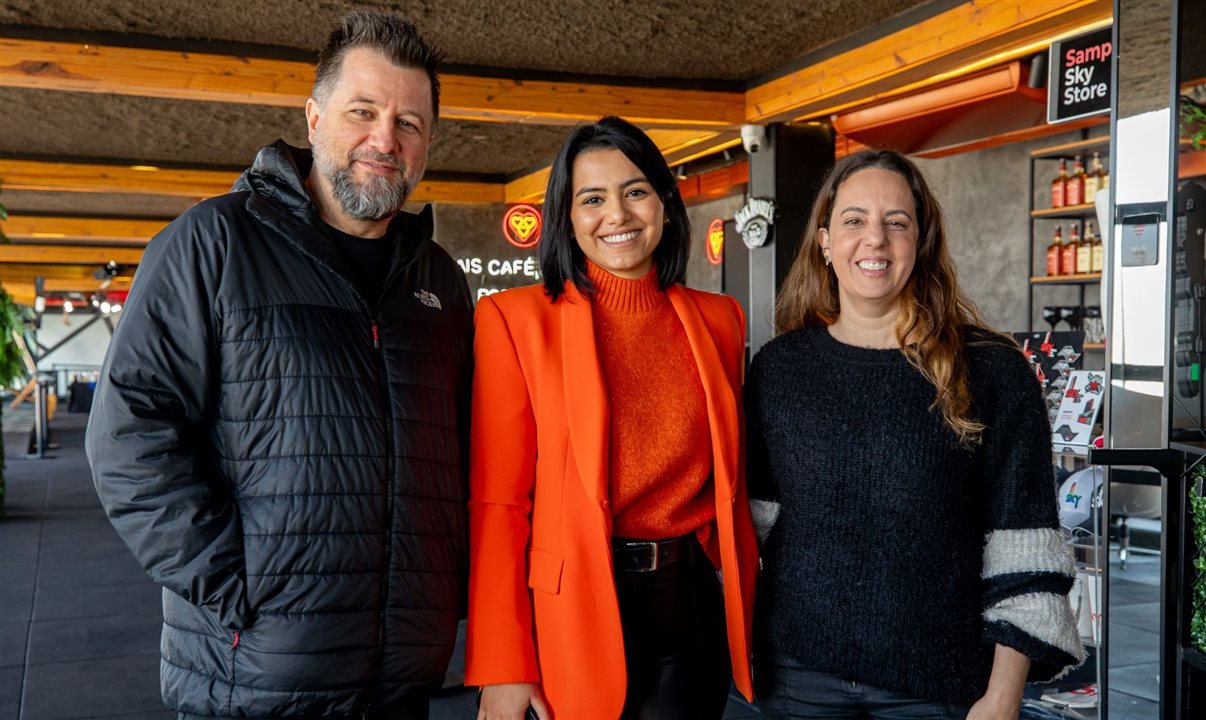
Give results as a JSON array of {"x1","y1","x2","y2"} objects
[{"x1": 313, "y1": 11, "x2": 445, "y2": 121}]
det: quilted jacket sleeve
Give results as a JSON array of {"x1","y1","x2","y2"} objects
[{"x1": 85, "y1": 208, "x2": 252, "y2": 631}]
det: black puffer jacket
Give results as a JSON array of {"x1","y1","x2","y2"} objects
[{"x1": 86, "y1": 141, "x2": 473, "y2": 718}]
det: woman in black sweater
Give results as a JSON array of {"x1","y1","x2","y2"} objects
[{"x1": 746, "y1": 150, "x2": 1083, "y2": 720}]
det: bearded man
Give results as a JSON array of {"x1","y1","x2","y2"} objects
[{"x1": 86, "y1": 12, "x2": 472, "y2": 720}]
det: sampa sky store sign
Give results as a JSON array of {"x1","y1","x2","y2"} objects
[{"x1": 1047, "y1": 26, "x2": 1112, "y2": 124}]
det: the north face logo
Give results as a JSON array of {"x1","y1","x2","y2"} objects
[{"x1": 414, "y1": 290, "x2": 442, "y2": 309}]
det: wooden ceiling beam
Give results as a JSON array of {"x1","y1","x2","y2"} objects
[
  {"x1": 0, "y1": 244, "x2": 146, "y2": 265},
  {"x1": 0, "y1": 158, "x2": 505, "y2": 204},
  {"x1": 503, "y1": 130, "x2": 743, "y2": 204},
  {"x1": 2, "y1": 278, "x2": 134, "y2": 307},
  {"x1": 0, "y1": 37, "x2": 743, "y2": 128},
  {"x1": 1, "y1": 215, "x2": 168, "y2": 244},
  {"x1": 1, "y1": 263, "x2": 136, "y2": 303},
  {"x1": 746, "y1": 0, "x2": 1111, "y2": 123}
]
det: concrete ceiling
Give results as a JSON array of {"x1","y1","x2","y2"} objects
[{"x1": 1, "y1": 0, "x2": 931, "y2": 81}]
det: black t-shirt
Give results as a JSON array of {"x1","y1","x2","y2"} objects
[{"x1": 325, "y1": 223, "x2": 396, "y2": 304}]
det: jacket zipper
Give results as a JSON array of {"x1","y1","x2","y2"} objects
[
  {"x1": 278, "y1": 226, "x2": 404, "y2": 710},
  {"x1": 369, "y1": 313, "x2": 395, "y2": 706}
]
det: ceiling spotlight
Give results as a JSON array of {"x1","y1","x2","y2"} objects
[
  {"x1": 63, "y1": 301, "x2": 74, "y2": 313},
  {"x1": 34, "y1": 296, "x2": 47, "y2": 313},
  {"x1": 111, "y1": 303, "x2": 122, "y2": 313},
  {"x1": 674, "y1": 164, "x2": 687, "y2": 180},
  {"x1": 100, "y1": 301, "x2": 112, "y2": 314}
]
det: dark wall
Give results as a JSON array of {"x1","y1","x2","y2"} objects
[
  {"x1": 913, "y1": 128, "x2": 1101, "y2": 334},
  {"x1": 432, "y1": 204, "x2": 543, "y2": 303},
  {"x1": 433, "y1": 196, "x2": 745, "y2": 302},
  {"x1": 685, "y1": 195, "x2": 745, "y2": 293}
]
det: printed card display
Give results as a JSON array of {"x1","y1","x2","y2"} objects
[
  {"x1": 1012, "y1": 331, "x2": 1086, "y2": 426},
  {"x1": 1051, "y1": 370, "x2": 1104, "y2": 445}
]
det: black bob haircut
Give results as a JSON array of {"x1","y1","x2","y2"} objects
[{"x1": 539, "y1": 116, "x2": 691, "y2": 301}]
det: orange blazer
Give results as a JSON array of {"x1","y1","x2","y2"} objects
[{"x1": 464, "y1": 281, "x2": 758, "y2": 719}]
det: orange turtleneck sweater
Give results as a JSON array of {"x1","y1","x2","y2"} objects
[{"x1": 586, "y1": 262, "x2": 716, "y2": 550}]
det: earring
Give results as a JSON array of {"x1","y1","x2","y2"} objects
[{"x1": 821, "y1": 248, "x2": 832, "y2": 266}]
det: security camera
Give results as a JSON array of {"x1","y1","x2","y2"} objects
[{"x1": 741, "y1": 125, "x2": 767, "y2": 154}]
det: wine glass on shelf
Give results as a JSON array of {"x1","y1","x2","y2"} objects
[
  {"x1": 1043, "y1": 306, "x2": 1060, "y2": 334},
  {"x1": 1059, "y1": 306, "x2": 1084, "y2": 331}
]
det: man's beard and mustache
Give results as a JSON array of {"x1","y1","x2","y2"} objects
[{"x1": 315, "y1": 146, "x2": 413, "y2": 222}]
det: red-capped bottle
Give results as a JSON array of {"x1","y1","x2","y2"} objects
[
  {"x1": 1066, "y1": 156, "x2": 1086, "y2": 206},
  {"x1": 1062, "y1": 225, "x2": 1081, "y2": 275},
  {"x1": 1047, "y1": 225, "x2": 1064, "y2": 276},
  {"x1": 1052, "y1": 160, "x2": 1068, "y2": 208}
]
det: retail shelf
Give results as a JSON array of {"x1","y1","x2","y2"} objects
[
  {"x1": 1031, "y1": 204, "x2": 1099, "y2": 219},
  {"x1": 1084, "y1": 343, "x2": 1105, "y2": 350},
  {"x1": 1053, "y1": 443, "x2": 1091, "y2": 458},
  {"x1": 1031, "y1": 136, "x2": 1112, "y2": 159},
  {"x1": 1179, "y1": 148, "x2": 1206, "y2": 179},
  {"x1": 1030, "y1": 273, "x2": 1102, "y2": 285},
  {"x1": 1171, "y1": 440, "x2": 1206, "y2": 456}
]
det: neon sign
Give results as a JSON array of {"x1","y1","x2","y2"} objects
[{"x1": 503, "y1": 204, "x2": 542, "y2": 249}]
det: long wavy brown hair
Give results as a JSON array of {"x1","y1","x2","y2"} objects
[{"x1": 775, "y1": 149, "x2": 1007, "y2": 446}]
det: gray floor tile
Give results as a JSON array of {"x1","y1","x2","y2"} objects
[
  {"x1": 0, "y1": 579, "x2": 36, "y2": 624},
  {"x1": 21, "y1": 653, "x2": 164, "y2": 720},
  {"x1": 0, "y1": 621, "x2": 29, "y2": 668},
  {"x1": 1106, "y1": 688, "x2": 1159, "y2": 720},
  {"x1": 429, "y1": 687, "x2": 478, "y2": 719},
  {"x1": 27, "y1": 614, "x2": 159, "y2": 667},
  {"x1": 0, "y1": 666, "x2": 22, "y2": 720},
  {"x1": 1109, "y1": 602, "x2": 1160, "y2": 632},
  {"x1": 32, "y1": 583, "x2": 161, "y2": 623},
  {"x1": 1106, "y1": 625, "x2": 1159, "y2": 668},
  {"x1": 1107, "y1": 578, "x2": 1160, "y2": 607},
  {"x1": 1108, "y1": 662, "x2": 1158, "y2": 702},
  {"x1": 34, "y1": 550, "x2": 147, "y2": 592}
]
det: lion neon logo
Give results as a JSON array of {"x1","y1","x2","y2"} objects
[
  {"x1": 503, "y1": 204, "x2": 542, "y2": 249},
  {"x1": 706, "y1": 218, "x2": 724, "y2": 265}
]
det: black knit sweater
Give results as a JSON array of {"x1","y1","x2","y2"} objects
[{"x1": 746, "y1": 324, "x2": 1084, "y2": 706}]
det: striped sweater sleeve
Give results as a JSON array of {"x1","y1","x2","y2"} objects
[{"x1": 979, "y1": 349, "x2": 1086, "y2": 681}]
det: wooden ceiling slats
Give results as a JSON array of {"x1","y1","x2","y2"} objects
[
  {"x1": 0, "y1": 0, "x2": 1115, "y2": 222},
  {"x1": 0, "y1": 159, "x2": 505, "y2": 204},
  {"x1": 0, "y1": 38, "x2": 743, "y2": 128},
  {"x1": 0, "y1": 245, "x2": 147, "y2": 265},
  {"x1": 746, "y1": 0, "x2": 1111, "y2": 123},
  {"x1": 1, "y1": 216, "x2": 168, "y2": 244}
]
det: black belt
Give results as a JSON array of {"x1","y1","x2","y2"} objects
[{"x1": 612, "y1": 535, "x2": 694, "y2": 573}]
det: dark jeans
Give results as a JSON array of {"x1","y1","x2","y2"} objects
[
  {"x1": 757, "y1": 653, "x2": 968, "y2": 720},
  {"x1": 614, "y1": 538, "x2": 731, "y2": 720}
]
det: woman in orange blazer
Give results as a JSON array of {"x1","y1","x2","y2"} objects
[{"x1": 466, "y1": 116, "x2": 759, "y2": 720}]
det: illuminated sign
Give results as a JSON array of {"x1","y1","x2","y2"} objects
[
  {"x1": 1048, "y1": 27, "x2": 1112, "y2": 124},
  {"x1": 503, "y1": 204, "x2": 542, "y2": 249},
  {"x1": 706, "y1": 218, "x2": 725, "y2": 265}
]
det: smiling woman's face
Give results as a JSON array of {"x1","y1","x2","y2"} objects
[
  {"x1": 569, "y1": 148, "x2": 665, "y2": 280},
  {"x1": 819, "y1": 167, "x2": 919, "y2": 314}
]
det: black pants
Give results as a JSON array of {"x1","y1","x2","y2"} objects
[
  {"x1": 614, "y1": 539, "x2": 732, "y2": 720},
  {"x1": 757, "y1": 653, "x2": 969, "y2": 720}
]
